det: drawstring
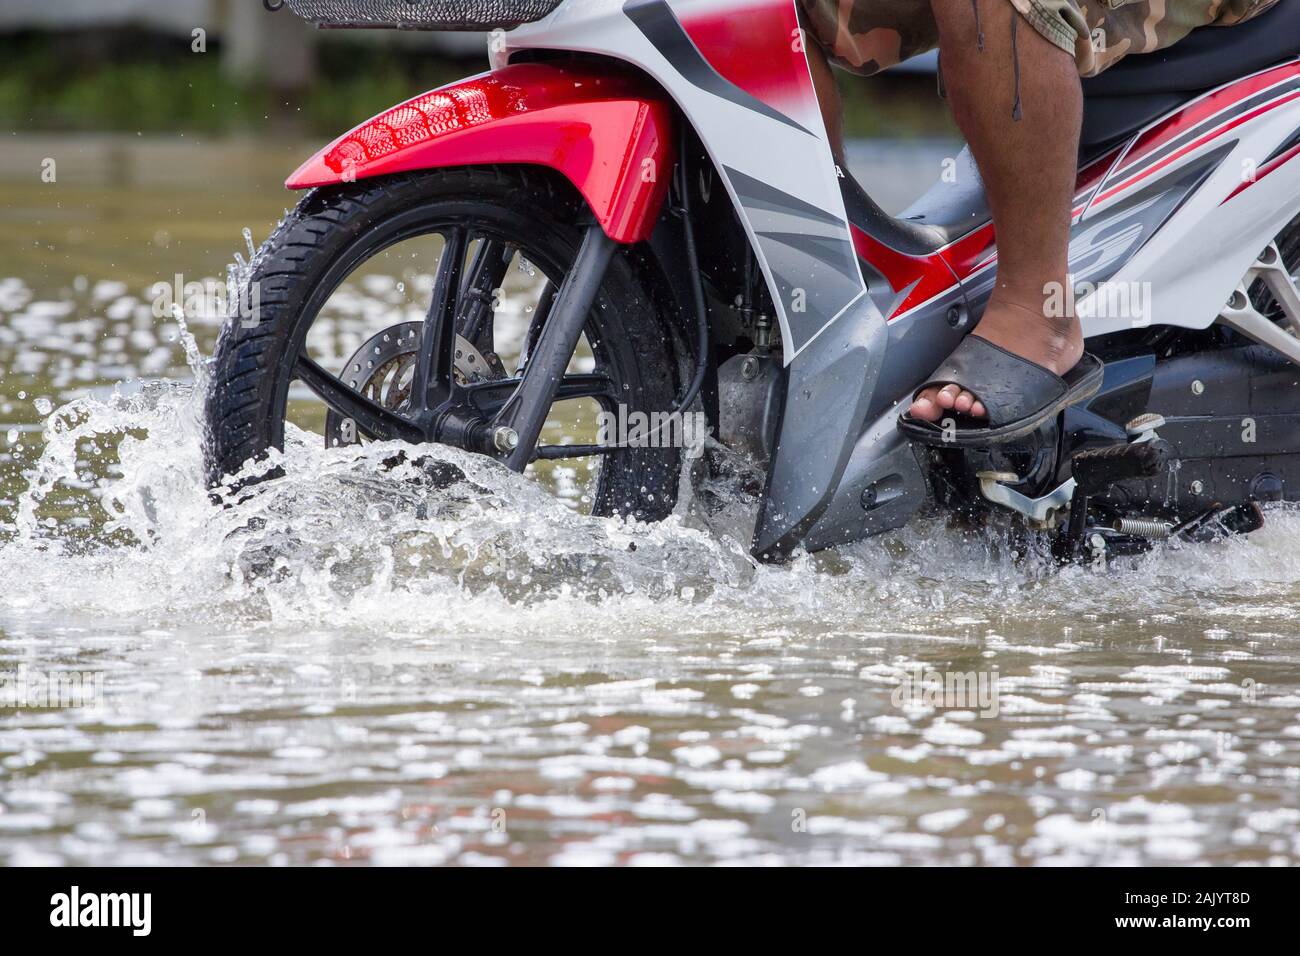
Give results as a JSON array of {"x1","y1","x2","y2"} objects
[
  {"x1": 969, "y1": 0, "x2": 1023, "y2": 121},
  {"x1": 1011, "y1": 11, "x2": 1023, "y2": 120}
]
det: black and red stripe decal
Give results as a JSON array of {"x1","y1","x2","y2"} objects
[
  {"x1": 854, "y1": 60, "x2": 1300, "y2": 322},
  {"x1": 1092, "y1": 61, "x2": 1300, "y2": 209}
]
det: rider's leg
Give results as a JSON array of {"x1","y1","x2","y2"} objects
[{"x1": 908, "y1": 0, "x2": 1083, "y2": 423}]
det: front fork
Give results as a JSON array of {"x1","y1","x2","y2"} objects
[
  {"x1": 495, "y1": 133, "x2": 713, "y2": 474},
  {"x1": 490, "y1": 224, "x2": 618, "y2": 471}
]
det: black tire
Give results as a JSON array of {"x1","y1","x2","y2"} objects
[{"x1": 203, "y1": 167, "x2": 683, "y2": 521}]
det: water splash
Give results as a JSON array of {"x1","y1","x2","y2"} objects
[
  {"x1": 3, "y1": 283, "x2": 1300, "y2": 867},
  {"x1": 4, "y1": 338, "x2": 1300, "y2": 640}
]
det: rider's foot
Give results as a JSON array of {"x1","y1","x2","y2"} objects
[
  {"x1": 907, "y1": 292, "x2": 1084, "y2": 423},
  {"x1": 910, "y1": 0, "x2": 1086, "y2": 427}
]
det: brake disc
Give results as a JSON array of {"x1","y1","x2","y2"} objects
[{"x1": 324, "y1": 321, "x2": 506, "y2": 447}]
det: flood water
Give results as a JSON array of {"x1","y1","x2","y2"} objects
[{"x1": 1, "y1": 137, "x2": 1299, "y2": 866}]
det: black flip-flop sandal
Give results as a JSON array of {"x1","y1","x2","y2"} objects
[{"x1": 897, "y1": 336, "x2": 1104, "y2": 448}]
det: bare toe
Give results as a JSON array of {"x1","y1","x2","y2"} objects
[
  {"x1": 909, "y1": 392, "x2": 942, "y2": 422},
  {"x1": 971, "y1": 400, "x2": 987, "y2": 418},
  {"x1": 954, "y1": 390, "x2": 975, "y2": 414},
  {"x1": 935, "y1": 384, "x2": 960, "y2": 410}
]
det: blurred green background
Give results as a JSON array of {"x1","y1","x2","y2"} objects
[
  {"x1": 0, "y1": 0, "x2": 960, "y2": 307},
  {"x1": 0, "y1": 0, "x2": 955, "y2": 139}
]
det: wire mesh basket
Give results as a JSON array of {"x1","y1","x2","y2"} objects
[{"x1": 285, "y1": 0, "x2": 563, "y2": 31}]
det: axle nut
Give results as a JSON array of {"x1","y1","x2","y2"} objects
[{"x1": 493, "y1": 426, "x2": 519, "y2": 452}]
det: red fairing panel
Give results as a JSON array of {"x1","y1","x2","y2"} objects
[
  {"x1": 851, "y1": 146, "x2": 1123, "y2": 322},
  {"x1": 678, "y1": 1, "x2": 821, "y2": 131},
  {"x1": 285, "y1": 62, "x2": 675, "y2": 244}
]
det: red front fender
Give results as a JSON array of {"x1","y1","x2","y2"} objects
[{"x1": 286, "y1": 62, "x2": 675, "y2": 244}]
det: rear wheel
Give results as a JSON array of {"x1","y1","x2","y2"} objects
[{"x1": 203, "y1": 168, "x2": 683, "y2": 520}]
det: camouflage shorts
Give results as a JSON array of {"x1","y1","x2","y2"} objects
[{"x1": 801, "y1": 0, "x2": 1280, "y2": 77}]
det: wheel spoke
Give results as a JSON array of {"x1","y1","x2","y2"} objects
[
  {"x1": 299, "y1": 224, "x2": 620, "y2": 469},
  {"x1": 411, "y1": 226, "x2": 469, "y2": 414},
  {"x1": 458, "y1": 239, "x2": 514, "y2": 350},
  {"x1": 518, "y1": 280, "x2": 556, "y2": 372},
  {"x1": 533, "y1": 443, "x2": 617, "y2": 460},
  {"x1": 463, "y1": 372, "x2": 617, "y2": 419},
  {"x1": 295, "y1": 354, "x2": 425, "y2": 445}
]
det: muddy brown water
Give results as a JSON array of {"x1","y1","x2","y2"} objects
[{"x1": 0, "y1": 136, "x2": 1297, "y2": 865}]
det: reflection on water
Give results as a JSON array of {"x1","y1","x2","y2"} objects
[{"x1": 1, "y1": 137, "x2": 1298, "y2": 866}]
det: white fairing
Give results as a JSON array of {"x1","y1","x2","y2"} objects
[
  {"x1": 934, "y1": 62, "x2": 1300, "y2": 343},
  {"x1": 1078, "y1": 65, "x2": 1300, "y2": 337},
  {"x1": 502, "y1": 0, "x2": 867, "y2": 363},
  {"x1": 505, "y1": 3, "x2": 1300, "y2": 355}
]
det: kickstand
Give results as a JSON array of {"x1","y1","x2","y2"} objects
[{"x1": 1054, "y1": 488, "x2": 1091, "y2": 563}]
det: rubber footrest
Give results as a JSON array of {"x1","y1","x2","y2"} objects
[{"x1": 1071, "y1": 439, "x2": 1171, "y2": 497}]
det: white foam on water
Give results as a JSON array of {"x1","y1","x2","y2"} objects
[{"x1": 6, "y1": 351, "x2": 1300, "y2": 640}]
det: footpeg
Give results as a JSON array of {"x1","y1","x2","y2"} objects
[
  {"x1": 1053, "y1": 410, "x2": 1269, "y2": 563},
  {"x1": 1125, "y1": 413, "x2": 1166, "y2": 442},
  {"x1": 1070, "y1": 437, "x2": 1172, "y2": 497}
]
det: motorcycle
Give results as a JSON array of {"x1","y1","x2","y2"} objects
[{"x1": 204, "y1": 0, "x2": 1300, "y2": 563}]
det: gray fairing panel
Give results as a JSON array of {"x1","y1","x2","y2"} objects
[{"x1": 751, "y1": 293, "x2": 888, "y2": 560}]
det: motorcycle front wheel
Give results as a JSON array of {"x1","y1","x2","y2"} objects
[{"x1": 203, "y1": 167, "x2": 684, "y2": 520}]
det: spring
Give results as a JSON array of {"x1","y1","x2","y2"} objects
[{"x1": 1113, "y1": 517, "x2": 1173, "y2": 539}]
